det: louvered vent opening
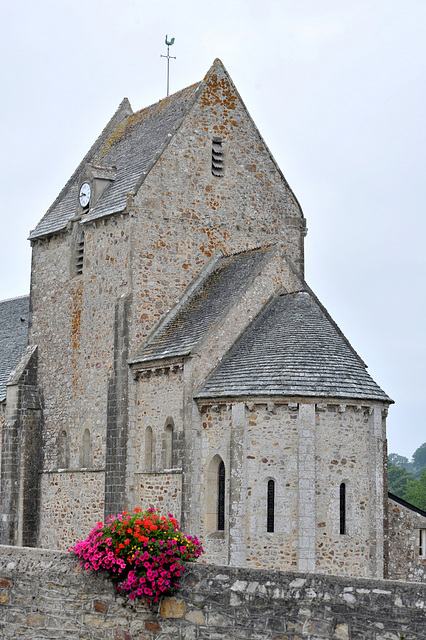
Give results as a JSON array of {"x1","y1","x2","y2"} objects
[
  {"x1": 211, "y1": 139, "x2": 225, "y2": 177},
  {"x1": 76, "y1": 233, "x2": 84, "y2": 276}
]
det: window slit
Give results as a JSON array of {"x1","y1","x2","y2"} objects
[
  {"x1": 267, "y1": 479, "x2": 275, "y2": 533},
  {"x1": 420, "y1": 529, "x2": 426, "y2": 558},
  {"x1": 339, "y1": 483, "x2": 346, "y2": 534},
  {"x1": 218, "y1": 461, "x2": 225, "y2": 531}
]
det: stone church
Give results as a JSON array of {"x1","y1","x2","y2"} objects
[{"x1": 1, "y1": 59, "x2": 425, "y2": 582}]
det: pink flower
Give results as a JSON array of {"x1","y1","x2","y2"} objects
[{"x1": 69, "y1": 508, "x2": 203, "y2": 602}]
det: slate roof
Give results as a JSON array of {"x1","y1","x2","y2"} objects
[
  {"x1": 0, "y1": 296, "x2": 30, "y2": 402},
  {"x1": 29, "y1": 82, "x2": 200, "y2": 239},
  {"x1": 196, "y1": 291, "x2": 392, "y2": 402},
  {"x1": 131, "y1": 246, "x2": 276, "y2": 364}
]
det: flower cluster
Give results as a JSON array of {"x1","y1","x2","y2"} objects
[{"x1": 69, "y1": 508, "x2": 203, "y2": 603}]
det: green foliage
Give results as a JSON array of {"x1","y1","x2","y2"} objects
[
  {"x1": 388, "y1": 442, "x2": 426, "y2": 510},
  {"x1": 388, "y1": 465, "x2": 416, "y2": 498},
  {"x1": 388, "y1": 453, "x2": 411, "y2": 468},
  {"x1": 388, "y1": 453, "x2": 409, "y2": 467},
  {"x1": 388, "y1": 441, "x2": 426, "y2": 484},
  {"x1": 412, "y1": 442, "x2": 426, "y2": 473},
  {"x1": 403, "y1": 469, "x2": 426, "y2": 512}
]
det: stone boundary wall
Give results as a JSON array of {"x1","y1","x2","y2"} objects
[{"x1": 0, "y1": 545, "x2": 426, "y2": 640}]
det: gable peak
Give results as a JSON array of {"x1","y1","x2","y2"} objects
[
  {"x1": 117, "y1": 97, "x2": 133, "y2": 117},
  {"x1": 203, "y1": 58, "x2": 227, "y2": 79}
]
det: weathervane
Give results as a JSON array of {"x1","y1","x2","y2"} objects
[{"x1": 161, "y1": 35, "x2": 176, "y2": 97}]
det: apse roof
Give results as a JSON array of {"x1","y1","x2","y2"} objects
[
  {"x1": 131, "y1": 245, "x2": 275, "y2": 364},
  {"x1": 196, "y1": 290, "x2": 392, "y2": 403},
  {"x1": 0, "y1": 296, "x2": 30, "y2": 402}
]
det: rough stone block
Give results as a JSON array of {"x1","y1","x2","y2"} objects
[
  {"x1": 304, "y1": 617, "x2": 332, "y2": 635},
  {"x1": 27, "y1": 613, "x2": 45, "y2": 627},
  {"x1": 160, "y1": 596, "x2": 185, "y2": 618},
  {"x1": 0, "y1": 578, "x2": 13, "y2": 588},
  {"x1": 93, "y1": 600, "x2": 109, "y2": 613},
  {"x1": 185, "y1": 609, "x2": 205, "y2": 624},
  {"x1": 332, "y1": 622, "x2": 349, "y2": 640},
  {"x1": 114, "y1": 630, "x2": 132, "y2": 640}
]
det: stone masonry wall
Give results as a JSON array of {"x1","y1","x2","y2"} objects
[
  {"x1": 388, "y1": 495, "x2": 426, "y2": 582},
  {"x1": 135, "y1": 472, "x2": 182, "y2": 519},
  {"x1": 0, "y1": 545, "x2": 426, "y2": 640},
  {"x1": 131, "y1": 369, "x2": 184, "y2": 477},
  {"x1": 29, "y1": 216, "x2": 132, "y2": 547},
  {"x1": 243, "y1": 401, "x2": 299, "y2": 570},
  {"x1": 197, "y1": 402, "x2": 232, "y2": 566},
  {"x1": 194, "y1": 399, "x2": 388, "y2": 579},
  {"x1": 314, "y1": 403, "x2": 387, "y2": 578},
  {"x1": 38, "y1": 471, "x2": 105, "y2": 550}
]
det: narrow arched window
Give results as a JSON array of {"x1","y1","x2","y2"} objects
[
  {"x1": 206, "y1": 455, "x2": 225, "y2": 532},
  {"x1": 218, "y1": 461, "x2": 225, "y2": 531},
  {"x1": 165, "y1": 420, "x2": 174, "y2": 469},
  {"x1": 58, "y1": 430, "x2": 69, "y2": 469},
  {"x1": 340, "y1": 483, "x2": 346, "y2": 535},
  {"x1": 145, "y1": 426, "x2": 153, "y2": 471},
  {"x1": 267, "y1": 479, "x2": 275, "y2": 533},
  {"x1": 82, "y1": 428, "x2": 91, "y2": 468}
]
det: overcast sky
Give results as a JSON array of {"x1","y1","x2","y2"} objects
[{"x1": 1, "y1": 0, "x2": 425, "y2": 458}]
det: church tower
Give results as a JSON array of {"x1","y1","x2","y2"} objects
[{"x1": 0, "y1": 61, "x2": 391, "y2": 580}]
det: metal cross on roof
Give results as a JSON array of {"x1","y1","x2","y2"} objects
[{"x1": 161, "y1": 35, "x2": 176, "y2": 97}]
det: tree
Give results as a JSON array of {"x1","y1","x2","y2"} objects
[
  {"x1": 412, "y1": 442, "x2": 426, "y2": 474},
  {"x1": 388, "y1": 465, "x2": 416, "y2": 498},
  {"x1": 403, "y1": 468, "x2": 426, "y2": 512},
  {"x1": 388, "y1": 453, "x2": 411, "y2": 470}
]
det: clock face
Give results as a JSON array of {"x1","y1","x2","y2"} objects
[{"x1": 79, "y1": 182, "x2": 91, "y2": 208}]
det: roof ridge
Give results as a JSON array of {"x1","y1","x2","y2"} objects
[
  {"x1": 131, "y1": 82, "x2": 200, "y2": 120},
  {"x1": 222, "y1": 244, "x2": 276, "y2": 259},
  {"x1": 280, "y1": 244, "x2": 370, "y2": 370},
  {"x1": 297, "y1": 278, "x2": 369, "y2": 370},
  {"x1": 0, "y1": 294, "x2": 30, "y2": 305}
]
